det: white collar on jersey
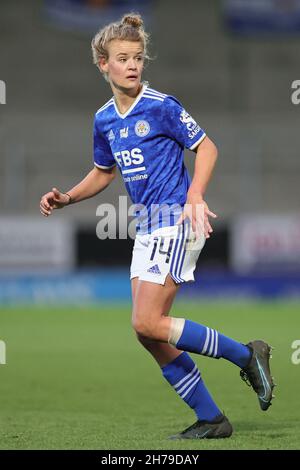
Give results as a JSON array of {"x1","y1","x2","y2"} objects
[{"x1": 113, "y1": 83, "x2": 147, "y2": 119}]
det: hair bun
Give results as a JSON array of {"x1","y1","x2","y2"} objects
[{"x1": 121, "y1": 13, "x2": 143, "y2": 29}]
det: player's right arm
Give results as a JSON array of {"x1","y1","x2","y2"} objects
[{"x1": 39, "y1": 165, "x2": 116, "y2": 217}]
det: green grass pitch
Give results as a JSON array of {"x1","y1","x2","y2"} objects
[{"x1": 0, "y1": 301, "x2": 299, "y2": 450}]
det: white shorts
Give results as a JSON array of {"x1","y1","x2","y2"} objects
[{"x1": 130, "y1": 224, "x2": 206, "y2": 285}]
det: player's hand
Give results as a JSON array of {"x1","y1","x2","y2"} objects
[
  {"x1": 39, "y1": 187, "x2": 70, "y2": 217},
  {"x1": 176, "y1": 193, "x2": 217, "y2": 239}
]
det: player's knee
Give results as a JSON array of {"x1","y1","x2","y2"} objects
[
  {"x1": 131, "y1": 315, "x2": 155, "y2": 339},
  {"x1": 131, "y1": 317, "x2": 149, "y2": 338}
]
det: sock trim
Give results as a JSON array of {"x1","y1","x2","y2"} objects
[
  {"x1": 180, "y1": 372, "x2": 201, "y2": 399},
  {"x1": 174, "y1": 365, "x2": 198, "y2": 392},
  {"x1": 181, "y1": 375, "x2": 201, "y2": 399},
  {"x1": 201, "y1": 326, "x2": 210, "y2": 354},
  {"x1": 201, "y1": 327, "x2": 219, "y2": 358}
]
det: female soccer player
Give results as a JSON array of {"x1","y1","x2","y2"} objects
[{"x1": 40, "y1": 13, "x2": 275, "y2": 439}]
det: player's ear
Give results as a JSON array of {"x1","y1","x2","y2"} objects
[{"x1": 99, "y1": 57, "x2": 108, "y2": 74}]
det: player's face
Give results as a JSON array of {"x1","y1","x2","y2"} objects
[{"x1": 101, "y1": 40, "x2": 144, "y2": 92}]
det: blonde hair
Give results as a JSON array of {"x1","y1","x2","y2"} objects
[{"x1": 91, "y1": 12, "x2": 150, "y2": 81}]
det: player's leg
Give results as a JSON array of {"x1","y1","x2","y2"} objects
[
  {"x1": 131, "y1": 276, "x2": 181, "y2": 367},
  {"x1": 131, "y1": 224, "x2": 273, "y2": 433},
  {"x1": 134, "y1": 282, "x2": 274, "y2": 411},
  {"x1": 132, "y1": 274, "x2": 230, "y2": 434}
]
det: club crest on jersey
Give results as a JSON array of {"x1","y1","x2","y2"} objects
[
  {"x1": 108, "y1": 129, "x2": 115, "y2": 142},
  {"x1": 135, "y1": 120, "x2": 150, "y2": 137}
]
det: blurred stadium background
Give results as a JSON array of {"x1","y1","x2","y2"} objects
[{"x1": 0, "y1": 0, "x2": 300, "y2": 450}]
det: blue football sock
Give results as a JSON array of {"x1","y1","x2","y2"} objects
[
  {"x1": 175, "y1": 320, "x2": 251, "y2": 368},
  {"x1": 161, "y1": 352, "x2": 222, "y2": 422}
]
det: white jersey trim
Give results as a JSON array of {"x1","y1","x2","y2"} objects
[
  {"x1": 189, "y1": 133, "x2": 206, "y2": 151},
  {"x1": 96, "y1": 99, "x2": 114, "y2": 115},
  {"x1": 94, "y1": 162, "x2": 116, "y2": 170},
  {"x1": 145, "y1": 88, "x2": 167, "y2": 98},
  {"x1": 143, "y1": 94, "x2": 164, "y2": 102}
]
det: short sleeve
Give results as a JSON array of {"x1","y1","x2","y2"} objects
[
  {"x1": 93, "y1": 116, "x2": 116, "y2": 169},
  {"x1": 163, "y1": 96, "x2": 206, "y2": 151}
]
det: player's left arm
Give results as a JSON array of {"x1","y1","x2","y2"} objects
[
  {"x1": 162, "y1": 96, "x2": 218, "y2": 237},
  {"x1": 185, "y1": 136, "x2": 218, "y2": 238}
]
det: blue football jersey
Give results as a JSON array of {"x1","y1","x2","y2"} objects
[{"x1": 93, "y1": 83, "x2": 206, "y2": 233}]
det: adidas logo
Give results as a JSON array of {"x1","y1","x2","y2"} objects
[
  {"x1": 147, "y1": 264, "x2": 161, "y2": 275},
  {"x1": 108, "y1": 129, "x2": 115, "y2": 142}
]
